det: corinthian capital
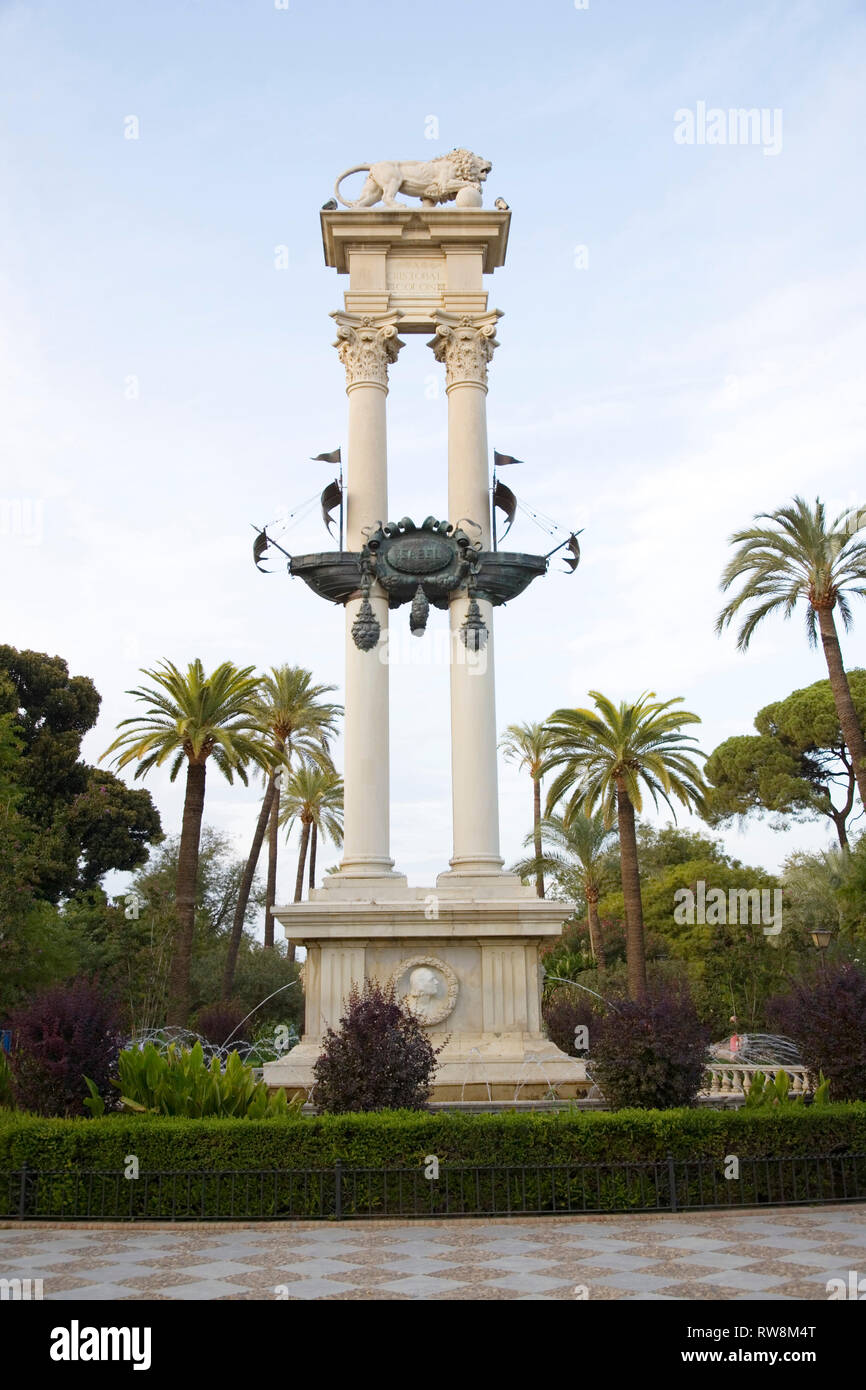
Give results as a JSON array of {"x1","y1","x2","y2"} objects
[
  {"x1": 331, "y1": 311, "x2": 404, "y2": 390},
  {"x1": 428, "y1": 309, "x2": 503, "y2": 389}
]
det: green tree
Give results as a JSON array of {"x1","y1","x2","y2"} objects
[
  {"x1": 279, "y1": 764, "x2": 344, "y2": 902},
  {"x1": 706, "y1": 673, "x2": 866, "y2": 849},
  {"x1": 781, "y1": 846, "x2": 848, "y2": 941},
  {"x1": 192, "y1": 940, "x2": 303, "y2": 1038},
  {"x1": 252, "y1": 668, "x2": 339, "y2": 949},
  {"x1": 0, "y1": 703, "x2": 79, "y2": 1012},
  {"x1": 838, "y1": 833, "x2": 866, "y2": 939},
  {"x1": 717, "y1": 496, "x2": 866, "y2": 811},
  {"x1": 222, "y1": 668, "x2": 340, "y2": 999},
  {"x1": 599, "y1": 858, "x2": 780, "y2": 957},
  {"x1": 634, "y1": 822, "x2": 731, "y2": 875},
  {"x1": 595, "y1": 826, "x2": 796, "y2": 1032},
  {"x1": 103, "y1": 659, "x2": 264, "y2": 1026},
  {"x1": 68, "y1": 829, "x2": 266, "y2": 1033},
  {"x1": 543, "y1": 692, "x2": 707, "y2": 1001},
  {"x1": 500, "y1": 721, "x2": 549, "y2": 896},
  {"x1": 512, "y1": 811, "x2": 617, "y2": 967},
  {"x1": 0, "y1": 647, "x2": 161, "y2": 901}
]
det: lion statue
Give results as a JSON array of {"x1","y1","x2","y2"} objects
[{"x1": 334, "y1": 149, "x2": 491, "y2": 210}]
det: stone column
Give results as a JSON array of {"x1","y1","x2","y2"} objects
[
  {"x1": 331, "y1": 311, "x2": 404, "y2": 879},
  {"x1": 429, "y1": 310, "x2": 505, "y2": 879}
]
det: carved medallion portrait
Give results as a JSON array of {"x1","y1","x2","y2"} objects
[{"x1": 389, "y1": 955, "x2": 458, "y2": 1026}]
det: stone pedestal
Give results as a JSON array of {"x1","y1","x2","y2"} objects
[{"x1": 263, "y1": 881, "x2": 588, "y2": 1101}]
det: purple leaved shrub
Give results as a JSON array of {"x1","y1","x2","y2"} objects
[
  {"x1": 9, "y1": 976, "x2": 123, "y2": 1116},
  {"x1": 311, "y1": 979, "x2": 442, "y2": 1114},
  {"x1": 542, "y1": 991, "x2": 596, "y2": 1057},
  {"x1": 590, "y1": 988, "x2": 711, "y2": 1110},
  {"x1": 767, "y1": 962, "x2": 866, "y2": 1102}
]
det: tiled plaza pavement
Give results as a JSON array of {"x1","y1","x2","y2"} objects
[{"x1": 2, "y1": 1205, "x2": 864, "y2": 1300}]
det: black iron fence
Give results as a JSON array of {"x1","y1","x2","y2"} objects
[{"x1": 2, "y1": 1152, "x2": 865, "y2": 1222}]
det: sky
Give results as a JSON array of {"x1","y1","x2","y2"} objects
[{"x1": 1, "y1": 0, "x2": 865, "y2": 927}]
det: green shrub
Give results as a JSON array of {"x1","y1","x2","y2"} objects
[
  {"x1": 83, "y1": 1041, "x2": 296, "y2": 1119},
  {"x1": 744, "y1": 1068, "x2": 830, "y2": 1109}
]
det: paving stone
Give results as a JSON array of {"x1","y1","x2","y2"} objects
[
  {"x1": 590, "y1": 1271, "x2": 683, "y2": 1292},
  {"x1": 378, "y1": 1240, "x2": 456, "y2": 1258},
  {"x1": 660, "y1": 1236, "x2": 735, "y2": 1252},
  {"x1": 62, "y1": 1263, "x2": 164, "y2": 1282},
  {"x1": 280, "y1": 1251, "x2": 369, "y2": 1262},
  {"x1": 44, "y1": 1281, "x2": 142, "y2": 1300},
  {"x1": 273, "y1": 1256, "x2": 365, "y2": 1277},
  {"x1": 8, "y1": 1209, "x2": 861, "y2": 1300},
  {"x1": 99, "y1": 1250, "x2": 178, "y2": 1264},
  {"x1": 167, "y1": 1259, "x2": 265, "y2": 1279},
  {"x1": 693, "y1": 1269, "x2": 787, "y2": 1291},
  {"x1": 470, "y1": 1238, "x2": 549, "y2": 1254},
  {"x1": 150, "y1": 1279, "x2": 255, "y2": 1300},
  {"x1": 558, "y1": 1237, "x2": 636, "y2": 1253},
  {"x1": 674, "y1": 1252, "x2": 759, "y2": 1270},
  {"x1": 478, "y1": 1255, "x2": 567, "y2": 1273},
  {"x1": 4, "y1": 1251, "x2": 86, "y2": 1269},
  {"x1": 625, "y1": 1228, "x2": 722, "y2": 1239},
  {"x1": 753, "y1": 1236, "x2": 826, "y2": 1251},
  {"x1": 485, "y1": 1271, "x2": 576, "y2": 1294},
  {"x1": 371, "y1": 1273, "x2": 469, "y2": 1297},
  {"x1": 568, "y1": 1253, "x2": 659, "y2": 1272},
  {"x1": 775, "y1": 1249, "x2": 861, "y2": 1269}
]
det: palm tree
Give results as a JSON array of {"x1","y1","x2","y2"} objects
[
  {"x1": 717, "y1": 496, "x2": 866, "y2": 811},
  {"x1": 542, "y1": 691, "x2": 707, "y2": 1001},
  {"x1": 222, "y1": 667, "x2": 340, "y2": 996},
  {"x1": 500, "y1": 721, "x2": 549, "y2": 896},
  {"x1": 258, "y1": 668, "x2": 340, "y2": 946},
  {"x1": 279, "y1": 764, "x2": 344, "y2": 901},
  {"x1": 103, "y1": 659, "x2": 263, "y2": 1026},
  {"x1": 512, "y1": 811, "x2": 618, "y2": 969}
]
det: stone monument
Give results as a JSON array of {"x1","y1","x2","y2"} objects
[{"x1": 262, "y1": 150, "x2": 587, "y2": 1101}]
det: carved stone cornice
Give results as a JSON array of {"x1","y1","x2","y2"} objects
[
  {"x1": 331, "y1": 310, "x2": 404, "y2": 390},
  {"x1": 428, "y1": 309, "x2": 503, "y2": 389}
]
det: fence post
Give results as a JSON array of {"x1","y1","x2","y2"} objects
[
  {"x1": 667, "y1": 1152, "x2": 678, "y2": 1213},
  {"x1": 18, "y1": 1160, "x2": 29, "y2": 1220},
  {"x1": 335, "y1": 1159, "x2": 342, "y2": 1222}
]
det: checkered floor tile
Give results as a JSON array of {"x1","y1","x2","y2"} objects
[{"x1": 1, "y1": 1205, "x2": 863, "y2": 1300}]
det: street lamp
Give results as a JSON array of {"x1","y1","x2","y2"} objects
[
  {"x1": 810, "y1": 928, "x2": 833, "y2": 951},
  {"x1": 811, "y1": 925, "x2": 835, "y2": 975}
]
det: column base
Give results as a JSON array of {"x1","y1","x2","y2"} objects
[
  {"x1": 436, "y1": 861, "x2": 533, "y2": 900},
  {"x1": 316, "y1": 860, "x2": 409, "y2": 901}
]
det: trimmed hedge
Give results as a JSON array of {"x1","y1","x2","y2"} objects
[
  {"x1": 2, "y1": 1103, "x2": 866, "y2": 1170},
  {"x1": 3, "y1": 1106, "x2": 865, "y2": 1219}
]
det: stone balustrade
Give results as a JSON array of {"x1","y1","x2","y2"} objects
[{"x1": 701, "y1": 1064, "x2": 811, "y2": 1098}]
